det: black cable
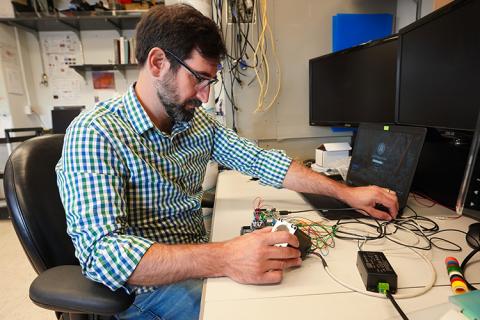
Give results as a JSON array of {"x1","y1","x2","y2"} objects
[
  {"x1": 426, "y1": 237, "x2": 462, "y2": 251},
  {"x1": 214, "y1": 0, "x2": 239, "y2": 132},
  {"x1": 334, "y1": 218, "x2": 387, "y2": 241},
  {"x1": 397, "y1": 213, "x2": 440, "y2": 233},
  {"x1": 281, "y1": 207, "x2": 370, "y2": 215},
  {"x1": 405, "y1": 204, "x2": 419, "y2": 218},
  {"x1": 460, "y1": 246, "x2": 480, "y2": 291},
  {"x1": 309, "y1": 251, "x2": 328, "y2": 267},
  {"x1": 386, "y1": 291, "x2": 409, "y2": 320},
  {"x1": 215, "y1": 0, "x2": 264, "y2": 134}
]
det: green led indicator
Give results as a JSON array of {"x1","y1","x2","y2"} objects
[
  {"x1": 378, "y1": 282, "x2": 390, "y2": 294},
  {"x1": 384, "y1": 126, "x2": 390, "y2": 131}
]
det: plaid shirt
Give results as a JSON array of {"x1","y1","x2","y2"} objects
[{"x1": 56, "y1": 84, "x2": 292, "y2": 294}]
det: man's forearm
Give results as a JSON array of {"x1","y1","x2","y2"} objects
[
  {"x1": 127, "y1": 228, "x2": 303, "y2": 287},
  {"x1": 282, "y1": 160, "x2": 349, "y2": 201},
  {"x1": 127, "y1": 242, "x2": 227, "y2": 286}
]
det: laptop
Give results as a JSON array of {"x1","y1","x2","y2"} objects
[{"x1": 301, "y1": 123, "x2": 427, "y2": 219}]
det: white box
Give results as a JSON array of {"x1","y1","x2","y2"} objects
[
  {"x1": 315, "y1": 142, "x2": 351, "y2": 168},
  {"x1": 0, "y1": 1, "x2": 14, "y2": 18}
]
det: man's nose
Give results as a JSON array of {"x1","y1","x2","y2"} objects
[{"x1": 196, "y1": 85, "x2": 211, "y2": 103}]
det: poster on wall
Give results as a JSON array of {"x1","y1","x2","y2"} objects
[
  {"x1": 1, "y1": 44, "x2": 23, "y2": 95},
  {"x1": 41, "y1": 33, "x2": 84, "y2": 104},
  {"x1": 92, "y1": 71, "x2": 115, "y2": 90}
]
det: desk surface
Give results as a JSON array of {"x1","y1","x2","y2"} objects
[{"x1": 200, "y1": 171, "x2": 480, "y2": 320}]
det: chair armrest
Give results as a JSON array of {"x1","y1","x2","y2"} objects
[{"x1": 29, "y1": 265, "x2": 134, "y2": 315}]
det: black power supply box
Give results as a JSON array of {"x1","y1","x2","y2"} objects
[{"x1": 356, "y1": 251, "x2": 398, "y2": 294}]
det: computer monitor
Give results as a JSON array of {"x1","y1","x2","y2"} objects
[
  {"x1": 309, "y1": 35, "x2": 398, "y2": 127},
  {"x1": 51, "y1": 106, "x2": 84, "y2": 134},
  {"x1": 396, "y1": 0, "x2": 480, "y2": 131}
]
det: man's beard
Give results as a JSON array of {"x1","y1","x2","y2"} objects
[{"x1": 155, "y1": 72, "x2": 202, "y2": 123}]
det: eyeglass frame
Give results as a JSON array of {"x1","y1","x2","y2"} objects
[{"x1": 163, "y1": 48, "x2": 218, "y2": 90}]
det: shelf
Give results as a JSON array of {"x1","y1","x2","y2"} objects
[
  {"x1": 70, "y1": 63, "x2": 138, "y2": 78},
  {"x1": 70, "y1": 63, "x2": 138, "y2": 71},
  {"x1": 0, "y1": 12, "x2": 145, "y2": 33}
]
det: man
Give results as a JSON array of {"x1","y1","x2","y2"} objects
[{"x1": 56, "y1": 4, "x2": 398, "y2": 320}]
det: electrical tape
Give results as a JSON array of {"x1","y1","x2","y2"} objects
[{"x1": 445, "y1": 256, "x2": 469, "y2": 295}]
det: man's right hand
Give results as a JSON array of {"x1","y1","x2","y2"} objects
[{"x1": 222, "y1": 227, "x2": 302, "y2": 284}]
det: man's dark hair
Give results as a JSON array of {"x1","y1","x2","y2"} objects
[{"x1": 135, "y1": 4, "x2": 226, "y2": 69}]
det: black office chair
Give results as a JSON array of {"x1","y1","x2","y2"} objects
[
  {"x1": 0, "y1": 127, "x2": 44, "y2": 220},
  {"x1": 3, "y1": 134, "x2": 134, "y2": 320}
]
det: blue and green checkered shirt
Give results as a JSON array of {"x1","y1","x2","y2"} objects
[{"x1": 56, "y1": 84, "x2": 292, "y2": 294}]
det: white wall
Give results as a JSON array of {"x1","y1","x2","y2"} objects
[
  {"x1": 396, "y1": 0, "x2": 435, "y2": 31},
  {"x1": 221, "y1": 0, "x2": 398, "y2": 160},
  {"x1": 0, "y1": 25, "x2": 45, "y2": 173},
  {"x1": 3, "y1": 0, "x2": 440, "y2": 161},
  {"x1": 0, "y1": 25, "x2": 41, "y2": 136}
]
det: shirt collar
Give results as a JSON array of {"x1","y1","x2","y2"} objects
[{"x1": 123, "y1": 83, "x2": 156, "y2": 136}]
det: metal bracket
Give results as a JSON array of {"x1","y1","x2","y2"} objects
[{"x1": 106, "y1": 18, "x2": 121, "y2": 35}]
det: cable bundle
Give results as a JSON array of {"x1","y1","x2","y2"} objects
[
  {"x1": 285, "y1": 217, "x2": 336, "y2": 254},
  {"x1": 251, "y1": 0, "x2": 281, "y2": 113},
  {"x1": 213, "y1": 0, "x2": 282, "y2": 131}
]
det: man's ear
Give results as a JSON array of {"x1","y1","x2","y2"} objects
[{"x1": 146, "y1": 47, "x2": 170, "y2": 78}]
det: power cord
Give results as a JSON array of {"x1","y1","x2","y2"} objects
[
  {"x1": 460, "y1": 246, "x2": 480, "y2": 291},
  {"x1": 385, "y1": 290, "x2": 409, "y2": 320},
  {"x1": 278, "y1": 207, "x2": 369, "y2": 216}
]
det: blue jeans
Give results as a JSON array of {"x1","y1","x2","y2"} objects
[{"x1": 117, "y1": 279, "x2": 203, "y2": 320}]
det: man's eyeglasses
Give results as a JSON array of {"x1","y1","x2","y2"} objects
[{"x1": 163, "y1": 49, "x2": 218, "y2": 91}]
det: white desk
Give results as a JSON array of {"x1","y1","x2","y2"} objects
[{"x1": 200, "y1": 171, "x2": 480, "y2": 320}]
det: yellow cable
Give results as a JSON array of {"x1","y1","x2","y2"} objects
[
  {"x1": 253, "y1": 0, "x2": 281, "y2": 113},
  {"x1": 262, "y1": 17, "x2": 281, "y2": 112},
  {"x1": 260, "y1": 0, "x2": 270, "y2": 111},
  {"x1": 253, "y1": 0, "x2": 267, "y2": 112}
]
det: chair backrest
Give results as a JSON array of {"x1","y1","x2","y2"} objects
[
  {"x1": 4, "y1": 127, "x2": 44, "y2": 155},
  {"x1": 4, "y1": 134, "x2": 78, "y2": 274}
]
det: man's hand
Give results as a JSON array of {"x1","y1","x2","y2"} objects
[
  {"x1": 222, "y1": 227, "x2": 302, "y2": 284},
  {"x1": 342, "y1": 185, "x2": 399, "y2": 220}
]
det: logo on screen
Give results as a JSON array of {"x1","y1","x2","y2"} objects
[{"x1": 376, "y1": 143, "x2": 386, "y2": 156}]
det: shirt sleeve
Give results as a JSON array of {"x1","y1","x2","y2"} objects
[
  {"x1": 209, "y1": 118, "x2": 292, "y2": 188},
  {"x1": 56, "y1": 118, "x2": 153, "y2": 292}
]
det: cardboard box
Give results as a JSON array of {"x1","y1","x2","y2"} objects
[{"x1": 315, "y1": 142, "x2": 351, "y2": 168}]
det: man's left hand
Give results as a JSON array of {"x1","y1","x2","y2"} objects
[{"x1": 342, "y1": 185, "x2": 399, "y2": 220}]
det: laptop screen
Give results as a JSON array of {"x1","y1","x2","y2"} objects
[{"x1": 346, "y1": 123, "x2": 427, "y2": 209}]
